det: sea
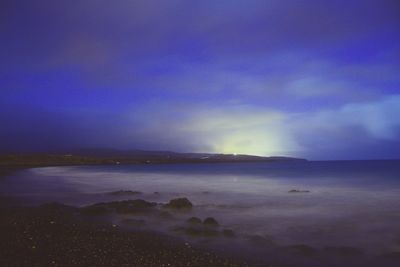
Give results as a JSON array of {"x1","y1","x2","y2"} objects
[{"x1": 1, "y1": 160, "x2": 400, "y2": 265}]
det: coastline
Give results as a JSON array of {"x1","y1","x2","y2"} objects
[
  {"x1": 0, "y1": 166, "x2": 254, "y2": 267},
  {"x1": 0, "y1": 202, "x2": 251, "y2": 267},
  {"x1": 2, "y1": 164, "x2": 400, "y2": 267}
]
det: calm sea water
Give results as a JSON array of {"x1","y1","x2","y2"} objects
[{"x1": 2, "y1": 160, "x2": 400, "y2": 257}]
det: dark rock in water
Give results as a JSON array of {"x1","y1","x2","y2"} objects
[
  {"x1": 164, "y1": 198, "x2": 193, "y2": 209},
  {"x1": 202, "y1": 191, "x2": 210, "y2": 194},
  {"x1": 222, "y1": 229, "x2": 235, "y2": 237},
  {"x1": 80, "y1": 199, "x2": 157, "y2": 215},
  {"x1": 109, "y1": 190, "x2": 142, "y2": 196},
  {"x1": 186, "y1": 217, "x2": 202, "y2": 224},
  {"x1": 323, "y1": 246, "x2": 363, "y2": 256},
  {"x1": 284, "y1": 244, "x2": 318, "y2": 257},
  {"x1": 178, "y1": 217, "x2": 222, "y2": 238},
  {"x1": 110, "y1": 199, "x2": 157, "y2": 214},
  {"x1": 153, "y1": 191, "x2": 159, "y2": 194},
  {"x1": 184, "y1": 226, "x2": 218, "y2": 237},
  {"x1": 288, "y1": 189, "x2": 310, "y2": 193},
  {"x1": 203, "y1": 217, "x2": 219, "y2": 227}
]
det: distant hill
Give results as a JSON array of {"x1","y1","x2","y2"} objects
[
  {"x1": 72, "y1": 148, "x2": 306, "y2": 162},
  {"x1": 0, "y1": 148, "x2": 307, "y2": 167}
]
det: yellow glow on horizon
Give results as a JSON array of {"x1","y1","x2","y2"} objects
[
  {"x1": 182, "y1": 106, "x2": 301, "y2": 157},
  {"x1": 211, "y1": 128, "x2": 298, "y2": 156}
]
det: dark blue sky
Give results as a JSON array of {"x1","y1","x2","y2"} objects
[{"x1": 1, "y1": 0, "x2": 399, "y2": 159}]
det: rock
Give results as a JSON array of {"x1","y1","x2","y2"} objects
[
  {"x1": 203, "y1": 217, "x2": 219, "y2": 227},
  {"x1": 288, "y1": 189, "x2": 310, "y2": 193},
  {"x1": 178, "y1": 217, "x2": 222, "y2": 238},
  {"x1": 222, "y1": 229, "x2": 235, "y2": 237},
  {"x1": 186, "y1": 217, "x2": 202, "y2": 225},
  {"x1": 164, "y1": 198, "x2": 193, "y2": 209},
  {"x1": 80, "y1": 199, "x2": 157, "y2": 215},
  {"x1": 184, "y1": 226, "x2": 218, "y2": 237},
  {"x1": 110, "y1": 199, "x2": 157, "y2": 214},
  {"x1": 109, "y1": 190, "x2": 142, "y2": 196}
]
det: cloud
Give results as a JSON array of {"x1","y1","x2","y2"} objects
[
  {"x1": 289, "y1": 95, "x2": 400, "y2": 159},
  {"x1": 121, "y1": 96, "x2": 400, "y2": 159},
  {"x1": 302, "y1": 95, "x2": 400, "y2": 140},
  {"x1": 121, "y1": 103, "x2": 299, "y2": 156},
  {"x1": 1, "y1": 0, "x2": 399, "y2": 160},
  {"x1": 2, "y1": 0, "x2": 399, "y2": 70},
  {"x1": 1, "y1": 94, "x2": 399, "y2": 159}
]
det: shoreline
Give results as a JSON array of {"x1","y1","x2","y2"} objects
[
  {"x1": 0, "y1": 201, "x2": 252, "y2": 267},
  {"x1": 2, "y1": 165, "x2": 400, "y2": 267},
  {"x1": 0, "y1": 152, "x2": 306, "y2": 168},
  {"x1": 0, "y1": 166, "x2": 253, "y2": 266}
]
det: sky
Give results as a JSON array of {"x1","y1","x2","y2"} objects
[{"x1": 1, "y1": 0, "x2": 399, "y2": 160}]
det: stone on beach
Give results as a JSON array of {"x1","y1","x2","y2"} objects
[
  {"x1": 110, "y1": 199, "x2": 157, "y2": 214},
  {"x1": 80, "y1": 199, "x2": 157, "y2": 215},
  {"x1": 288, "y1": 189, "x2": 310, "y2": 193},
  {"x1": 164, "y1": 198, "x2": 193, "y2": 209},
  {"x1": 203, "y1": 217, "x2": 219, "y2": 227},
  {"x1": 0, "y1": 203, "x2": 249, "y2": 266},
  {"x1": 186, "y1": 217, "x2": 202, "y2": 225}
]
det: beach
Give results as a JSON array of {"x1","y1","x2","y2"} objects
[
  {"x1": 1, "y1": 162, "x2": 400, "y2": 267},
  {"x1": 0, "y1": 164, "x2": 257, "y2": 267}
]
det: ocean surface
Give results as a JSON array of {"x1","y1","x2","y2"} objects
[{"x1": 2, "y1": 160, "x2": 400, "y2": 259}]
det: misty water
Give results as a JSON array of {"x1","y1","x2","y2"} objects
[{"x1": 2, "y1": 160, "x2": 400, "y2": 263}]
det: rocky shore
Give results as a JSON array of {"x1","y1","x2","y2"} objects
[
  {"x1": 1, "y1": 167, "x2": 400, "y2": 267},
  {"x1": 0, "y1": 199, "x2": 251, "y2": 267},
  {"x1": 0, "y1": 167, "x2": 252, "y2": 267}
]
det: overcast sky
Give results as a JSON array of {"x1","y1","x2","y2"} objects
[{"x1": 1, "y1": 0, "x2": 399, "y2": 159}]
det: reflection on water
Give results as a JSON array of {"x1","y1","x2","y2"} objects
[{"x1": 2, "y1": 161, "x2": 400, "y2": 257}]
